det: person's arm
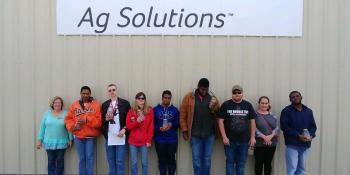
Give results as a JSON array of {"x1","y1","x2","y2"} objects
[
  {"x1": 126, "y1": 109, "x2": 139, "y2": 130},
  {"x1": 308, "y1": 110, "x2": 317, "y2": 139},
  {"x1": 256, "y1": 128, "x2": 265, "y2": 138},
  {"x1": 179, "y1": 94, "x2": 189, "y2": 132},
  {"x1": 249, "y1": 119, "x2": 256, "y2": 146},
  {"x1": 146, "y1": 108, "x2": 154, "y2": 146},
  {"x1": 218, "y1": 118, "x2": 229, "y2": 145},
  {"x1": 37, "y1": 113, "x2": 47, "y2": 149},
  {"x1": 37, "y1": 113, "x2": 47, "y2": 141},
  {"x1": 272, "y1": 116, "x2": 280, "y2": 136},
  {"x1": 280, "y1": 109, "x2": 299, "y2": 138},
  {"x1": 65, "y1": 105, "x2": 76, "y2": 132},
  {"x1": 170, "y1": 108, "x2": 180, "y2": 130},
  {"x1": 180, "y1": 94, "x2": 190, "y2": 140}
]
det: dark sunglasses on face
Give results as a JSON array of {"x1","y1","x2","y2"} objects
[
  {"x1": 232, "y1": 91, "x2": 242, "y2": 95},
  {"x1": 137, "y1": 97, "x2": 145, "y2": 100},
  {"x1": 108, "y1": 89, "x2": 116, "y2": 92}
]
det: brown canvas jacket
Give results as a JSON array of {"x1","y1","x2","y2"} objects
[{"x1": 179, "y1": 91, "x2": 221, "y2": 140}]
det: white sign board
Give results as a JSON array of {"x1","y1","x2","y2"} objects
[{"x1": 57, "y1": 0, "x2": 303, "y2": 36}]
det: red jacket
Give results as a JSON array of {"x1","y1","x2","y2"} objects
[
  {"x1": 126, "y1": 107, "x2": 154, "y2": 146},
  {"x1": 65, "y1": 100, "x2": 102, "y2": 138}
]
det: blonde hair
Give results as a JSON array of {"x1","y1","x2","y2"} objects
[
  {"x1": 50, "y1": 96, "x2": 64, "y2": 110},
  {"x1": 132, "y1": 92, "x2": 150, "y2": 114}
]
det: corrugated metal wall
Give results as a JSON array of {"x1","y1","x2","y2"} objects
[{"x1": 0, "y1": 0, "x2": 350, "y2": 174}]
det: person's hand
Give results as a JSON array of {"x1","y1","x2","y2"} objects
[
  {"x1": 118, "y1": 128, "x2": 126, "y2": 137},
  {"x1": 298, "y1": 135, "x2": 310, "y2": 142},
  {"x1": 137, "y1": 116, "x2": 145, "y2": 123},
  {"x1": 262, "y1": 135, "x2": 273, "y2": 146},
  {"x1": 249, "y1": 137, "x2": 256, "y2": 147},
  {"x1": 68, "y1": 141, "x2": 73, "y2": 148},
  {"x1": 77, "y1": 117, "x2": 86, "y2": 125},
  {"x1": 36, "y1": 140, "x2": 42, "y2": 149},
  {"x1": 73, "y1": 122, "x2": 81, "y2": 131},
  {"x1": 222, "y1": 136, "x2": 230, "y2": 145},
  {"x1": 105, "y1": 112, "x2": 114, "y2": 121},
  {"x1": 161, "y1": 123, "x2": 172, "y2": 132},
  {"x1": 182, "y1": 131, "x2": 189, "y2": 140},
  {"x1": 146, "y1": 143, "x2": 151, "y2": 147}
]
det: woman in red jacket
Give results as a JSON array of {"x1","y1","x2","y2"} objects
[{"x1": 126, "y1": 92, "x2": 154, "y2": 175}]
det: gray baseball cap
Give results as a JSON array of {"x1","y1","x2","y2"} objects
[{"x1": 232, "y1": 85, "x2": 243, "y2": 92}]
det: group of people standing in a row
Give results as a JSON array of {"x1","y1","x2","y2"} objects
[{"x1": 37, "y1": 78, "x2": 317, "y2": 175}]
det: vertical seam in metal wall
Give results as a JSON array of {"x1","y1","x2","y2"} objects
[
  {"x1": 334, "y1": 0, "x2": 341, "y2": 173},
  {"x1": 33, "y1": 0, "x2": 38, "y2": 173},
  {"x1": 319, "y1": 0, "x2": 325, "y2": 173},
  {"x1": 14, "y1": 0, "x2": 21, "y2": 173},
  {"x1": 0, "y1": 0, "x2": 4, "y2": 172}
]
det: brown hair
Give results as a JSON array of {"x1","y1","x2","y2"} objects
[
  {"x1": 258, "y1": 96, "x2": 271, "y2": 111},
  {"x1": 50, "y1": 96, "x2": 64, "y2": 110},
  {"x1": 132, "y1": 92, "x2": 150, "y2": 114}
]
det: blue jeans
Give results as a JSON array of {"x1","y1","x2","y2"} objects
[
  {"x1": 105, "y1": 141, "x2": 126, "y2": 175},
  {"x1": 190, "y1": 134, "x2": 215, "y2": 175},
  {"x1": 224, "y1": 141, "x2": 249, "y2": 175},
  {"x1": 129, "y1": 145, "x2": 148, "y2": 175},
  {"x1": 46, "y1": 149, "x2": 65, "y2": 175},
  {"x1": 285, "y1": 146, "x2": 310, "y2": 175},
  {"x1": 74, "y1": 137, "x2": 96, "y2": 175}
]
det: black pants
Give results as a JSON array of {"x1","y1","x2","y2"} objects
[
  {"x1": 155, "y1": 142, "x2": 178, "y2": 175},
  {"x1": 254, "y1": 146, "x2": 276, "y2": 175}
]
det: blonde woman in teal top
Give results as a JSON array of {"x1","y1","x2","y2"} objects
[{"x1": 36, "y1": 96, "x2": 73, "y2": 175}]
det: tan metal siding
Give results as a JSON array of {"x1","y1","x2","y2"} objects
[{"x1": 0, "y1": 0, "x2": 350, "y2": 174}]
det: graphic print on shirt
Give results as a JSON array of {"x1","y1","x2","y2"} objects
[
  {"x1": 74, "y1": 107, "x2": 96, "y2": 117},
  {"x1": 226, "y1": 107, "x2": 249, "y2": 133}
]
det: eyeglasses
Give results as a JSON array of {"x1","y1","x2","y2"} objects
[
  {"x1": 108, "y1": 89, "x2": 116, "y2": 92},
  {"x1": 137, "y1": 97, "x2": 145, "y2": 100},
  {"x1": 232, "y1": 91, "x2": 242, "y2": 95}
]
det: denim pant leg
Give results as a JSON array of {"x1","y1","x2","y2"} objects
[
  {"x1": 285, "y1": 146, "x2": 299, "y2": 175},
  {"x1": 191, "y1": 136, "x2": 204, "y2": 175},
  {"x1": 105, "y1": 141, "x2": 117, "y2": 175},
  {"x1": 46, "y1": 150, "x2": 57, "y2": 175},
  {"x1": 115, "y1": 145, "x2": 126, "y2": 175},
  {"x1": 85, "y1": 138, "x2": 96, "y2": 175},
  {"x1": 140, "y1": 145, "x2": 148, "y2": 175},
  {"x1": 224, "y1": 144, "x2": 236, "y2": 175},
  {"x1": 75, "y1": 138, "x2": 87, "y2": 175},
  {"x1": 56, "y1": 149, "x2": 65, "y2": 175},
  {"x1": 203, "y1": 135, "x2": 215, "y2": 175},
  {"x1": 129, "y1": 145, "x2": 138, "y2": 175},
  {"x1": 234, "y1": 143, "x2": 248, "y2": 175},
  {"x1": 296, "y1": 148, "x2": 310, "y2": 175}
]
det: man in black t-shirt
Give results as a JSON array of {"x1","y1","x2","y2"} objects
[{"x1": 218, "y1": 85, "x2": 257, "y2": 175}]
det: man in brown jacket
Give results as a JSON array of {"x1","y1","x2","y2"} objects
[{"x1": 180, "y1": 78, "x2": 220, "y2": 175}]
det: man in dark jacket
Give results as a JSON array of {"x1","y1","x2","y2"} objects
[
  {"x1": 280, "y1": 91, "x2": 317, "y2": 175},
  {"x1": 101, "y1": 84, "x2": 131, "y2": 175}
]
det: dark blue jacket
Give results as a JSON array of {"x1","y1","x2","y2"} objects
[
  {"x1": 280, "y1": 104, "x2": 317, "y2": 148},
  {"x1": 153, "y1": 104, "x2": 179, "y2": 143}
]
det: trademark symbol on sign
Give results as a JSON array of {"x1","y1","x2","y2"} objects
[{"x1": 228, "y1": 13, "x2": 234, "y2": 16}]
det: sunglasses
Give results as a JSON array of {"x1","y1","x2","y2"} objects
[
  {"x1": 108, "y1": 89, "x2": 116, "y2": 92},
  {"x1": 232, "y1": 91, "x2": 242, "y2": 95},
  {"x1": 137, "y1": 97, "x2": 145, "y2": 100}
]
